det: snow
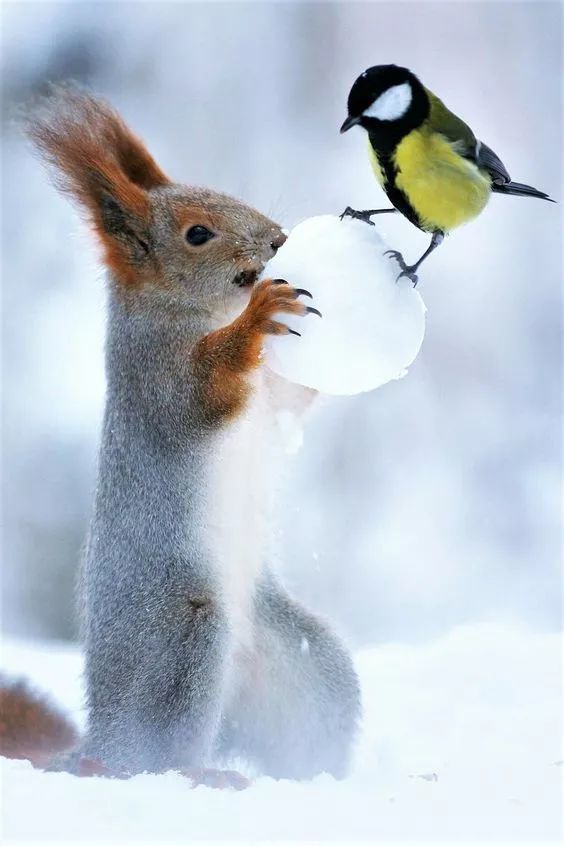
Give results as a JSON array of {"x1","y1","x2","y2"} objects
[
  {"x1": 262, "y1": 215, "x2": 426, "y2": 396},
  {"x1": 274, "y1": 409, "x2": 305, "y2": 455},
  {"x1": 2, "y1": 624, "x2": 562, "y2": 842}
]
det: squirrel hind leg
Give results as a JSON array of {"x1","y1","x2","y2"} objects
[
  {"x1": 217, "y1": 577, "x2": 361, "y2": 781},
  {"x1": 0, "y1": 677, "x2": 78, "y2": 769}
]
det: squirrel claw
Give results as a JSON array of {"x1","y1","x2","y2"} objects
[
  {"x1": 306, "y1": 306, "x2": 322, "y2": 318},
  {"x1": 293, "y1": 287, "x2": 313, "y2": 299}
]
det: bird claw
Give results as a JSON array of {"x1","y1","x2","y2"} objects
[
  {"x1": 397, "y1": 269, "x2": 419, "y2": 287},
  {"x1": 384, "y1": 249, "x2": 403, "y2": 262},
  {"x1": 339, "y1": 207, "x2": 375, "y2": 226},
  {"x1": 384, "y1": 250, "x2": 419, "y2": 287}
]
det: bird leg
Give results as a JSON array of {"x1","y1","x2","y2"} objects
[
  {"x1": 385, "y1": 231, "x2": 444, "y2": 287},
  {"x1": 339, "y1": 207, "x2": 397, "y2": 226}
]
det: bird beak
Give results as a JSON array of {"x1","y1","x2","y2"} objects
[{"x1": 340, "y1": 115, "x2": 361, "y2": 134}]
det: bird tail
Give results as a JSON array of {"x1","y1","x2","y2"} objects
[{"x1": 492, "y1": 181, "x2": 555, "y2": 202}]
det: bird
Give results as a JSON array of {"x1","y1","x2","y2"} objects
[{"x1": 340, "y1": 64, "x2": 555, "y2": 286}]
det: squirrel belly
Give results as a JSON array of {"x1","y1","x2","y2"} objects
[{"x1": 207, "y1": 368, "x2": 275, "y2": 656}]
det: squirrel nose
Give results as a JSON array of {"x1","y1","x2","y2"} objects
[{"x1": 270, "y1": 232, "x2": 286, "y2": 254}]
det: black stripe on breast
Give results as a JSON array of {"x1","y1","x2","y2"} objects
[{"x1": 370, "y1": 138, "x2": 425, "y2": 232}]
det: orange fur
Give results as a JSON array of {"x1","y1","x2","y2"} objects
[
  {"x1": 193, "y1": 279, "x2": 307, "y2": 422},
  {"x1": 27, "y1": 87, "x2": 169, "y2": 285},
  {"x1": 173, "y1": 206, "x2": 218, "y2": 233},
  {"x1": 0, "y1": 679, "x2": 77, "y2": 768}
]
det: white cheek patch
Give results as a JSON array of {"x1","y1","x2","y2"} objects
[{"x1": 364, "y1": 82, "x2": 412, "y2": 121}]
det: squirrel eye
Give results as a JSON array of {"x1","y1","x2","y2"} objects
[{"x1": 185, "y1": 225, "x2": 215, "y2": 246}]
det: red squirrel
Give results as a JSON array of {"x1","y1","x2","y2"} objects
[{"x1": 0, "y1": 87, "x2": 360, "y2": 784}]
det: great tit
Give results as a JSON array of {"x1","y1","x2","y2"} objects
[{"x1": 340, "y1": 64, "x2": 554, "y2": 285}]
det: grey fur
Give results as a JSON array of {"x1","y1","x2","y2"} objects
[
  {"x1": 218, "y1": 571, "x2": 361, "y2": 779},
  {"x1": 29, "y1": 88, "x2": 361, "y2": 779}
]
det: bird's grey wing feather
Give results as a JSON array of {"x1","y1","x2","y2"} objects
[{"x1": 476, "y1": 141, "x2": 511, "y2": 185}]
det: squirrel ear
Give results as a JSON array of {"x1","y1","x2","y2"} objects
[{"x1": 26, "y1": 86, "x2": 170, "y2": 284}]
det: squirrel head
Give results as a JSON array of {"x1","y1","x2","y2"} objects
[{"x1": 26, "y1": 86, "x2": 285, "y2": 316}]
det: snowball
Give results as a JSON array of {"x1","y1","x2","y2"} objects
[{"x1": 262, "y1": 215, "x2": 426, "y2": 396}]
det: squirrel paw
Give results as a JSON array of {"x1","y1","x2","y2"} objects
[
  {"x1": 244, "y1": 278, "x2": 321, "y2": 338},
  {"x1": 180, "y1": 766, "x2": 251, "y2": 791}
]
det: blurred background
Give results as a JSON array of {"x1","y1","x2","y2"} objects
[{"x1": 1, "y1": 1, "x2": 562, "y2": 646}]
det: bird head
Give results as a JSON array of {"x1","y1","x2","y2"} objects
[{"x1": 340, "y1": 65, "x2": 429, "y2": 138}]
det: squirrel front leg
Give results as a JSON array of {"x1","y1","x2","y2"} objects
[{"x1": 192, "y1": 279, "x2": 317, "y2": 424}]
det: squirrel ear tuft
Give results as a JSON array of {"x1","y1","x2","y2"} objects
[{"x1": 25, "y1": 85, "x2": 170, "y2": 284}]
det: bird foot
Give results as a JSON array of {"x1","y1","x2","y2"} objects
[
  {"x1": 339, "y1": 206, "x2": 375, "y2": 226},
  {"x1": 384, "y1": 250, "x2": 419, "y2": 287}
]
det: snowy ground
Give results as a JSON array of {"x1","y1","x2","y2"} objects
[{"x1": 1, "y1": 624, "x2": 562, "y2": 844}]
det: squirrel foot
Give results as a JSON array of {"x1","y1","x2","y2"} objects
[
  {"x1": 180, "y1": 767, "x2": 251, "y2": 791},
  {"x1": 51, "y1": 754, "x2": 249, "y2": 789},
  {"x1": 74, "y1": 756, "x2": 130, "y2": 778},
  {"x1": 46, "y1": 750, "x2": 131, "y2": 778}
]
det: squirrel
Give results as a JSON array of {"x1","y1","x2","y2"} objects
[{"x1": 0, "y1": 87, "x2": 361, "y2": 784}]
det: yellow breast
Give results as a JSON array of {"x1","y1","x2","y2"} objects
[{"x1": 392, "y1": 128, "x2": 491, "y2": 232}]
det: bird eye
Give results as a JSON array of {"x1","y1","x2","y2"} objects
[{"x1": 185, "y1": 225, "x2": 215, "y2": 246}]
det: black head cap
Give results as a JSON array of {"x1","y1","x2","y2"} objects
[{"x1": 340, "y1": 64, "x2": 429, "y2": 140}]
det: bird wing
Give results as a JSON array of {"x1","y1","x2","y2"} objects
[
  {"x1": 426, "y1": 89, "x2": 511, "y2": 185},
  {"x1": 474, "y1": 142, "x2": 511, "y2": 185}
]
